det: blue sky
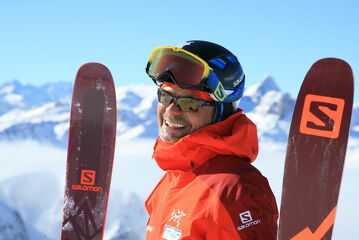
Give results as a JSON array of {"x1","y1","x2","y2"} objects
[{"x1": 0, "y1": 0, "x2": 358, "y2": 103}]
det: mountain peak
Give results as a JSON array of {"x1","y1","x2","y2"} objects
[
  {"x1": 244, "y1": 75, "x2": 280, "y2": 97},
  {"x1": 261, "y1": 75, "x2": 280, "y2": 92},
  {"x1": 0, "y1": 80, "x2": 22, "y2": 93},
  {"x1": 2, "y1": 79, "x2": 22, "y2": 86}
]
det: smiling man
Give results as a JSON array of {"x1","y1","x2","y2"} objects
[
  {"x1": 157, "y1": 86, "x2": 214, "y2": 143},
  {"x1": 145, "y1": 40, "x2": 278, "y2": 240}
]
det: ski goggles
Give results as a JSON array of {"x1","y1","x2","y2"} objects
[
  {"x1": 146, "y1": 46, "x2": 243, "y2": 102},
  {"x1": 157, "y1": 88, "x2": 214, "y2": 112},
  {"x1": 146, "y1": 46, "x2": 213, "y2": 91}
]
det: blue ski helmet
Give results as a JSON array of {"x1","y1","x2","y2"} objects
[
  {"x1": 175, "y1": 40, "x2": 245, "y2": 103},
  {"x1": 149, "y1": 40, "x2": 246, "y2": 123}
]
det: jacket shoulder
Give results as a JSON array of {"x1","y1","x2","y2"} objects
[
  {"x1": 194, "y1": 156, "x2": 278, "y2": 238},
  {"x1": 194, "y1": 155, "x2": 270, "y2": 202}
]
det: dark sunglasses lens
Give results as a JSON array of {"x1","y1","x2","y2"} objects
[
  {"x1": 157, "y1": 89, "x2": 201, "y2": 112},
  {"x1": 158, "y1": 90, "x2": 171, "y2": 106},
  {"x1": 177, "y1": 98, "x2": 200, "y2": 112},
  {"x1": 149, "y1": 48, "x2": 205, "y2": 86}
]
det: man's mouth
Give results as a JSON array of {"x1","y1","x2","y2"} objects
[{"x1": 164, "y1": 119, "x2": 185, "y2": 129}]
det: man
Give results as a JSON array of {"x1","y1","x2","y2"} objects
[{"x1": 145, "y1": 40, "x2": 278, "y2": 239}]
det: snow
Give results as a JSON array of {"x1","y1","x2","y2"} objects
[
  {"x1": 247, "y1": 112, "x2": 280, "y2": 133},
  {"x1": 117, "y1": 125, "x2": 146, "y2": 140},
  {"x1": 0, "y1": 102, "x2": 69, "y2": 132},
  {"x1": 54, "y1": 122, "x2": 69, "y2": 140},
  {"x1": 3, "y1": 93, "x2": 23, "y2": 105},
  {"x1": 0, "y1": 85, "x2": 15, "y2": 94}
]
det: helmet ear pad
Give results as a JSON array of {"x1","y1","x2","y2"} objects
[{"x1": 212, "y1": 101, "x2": 235, "y2": 123}]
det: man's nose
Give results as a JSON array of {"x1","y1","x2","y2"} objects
[{"x1": 166, "y1": 101, "x2": 182, "y2": 115}]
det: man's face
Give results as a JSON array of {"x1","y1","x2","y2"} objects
[{"x1": 157, "y1": 86, "x2": 214, "y2": 143}]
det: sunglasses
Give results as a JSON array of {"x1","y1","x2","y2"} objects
[{"x1": 157, "y1": 88, "x2": 214, "y2": 112}]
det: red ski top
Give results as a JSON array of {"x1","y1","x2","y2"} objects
[{"x1": 145, "y1": 110, "x2": 278, "y2": 240}]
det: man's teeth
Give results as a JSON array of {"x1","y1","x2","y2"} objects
[{"x1": 165, "y1": 120, "x2": 184, "y2": 128}]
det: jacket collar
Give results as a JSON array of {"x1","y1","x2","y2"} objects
[{"x1": 152, "y1": 110, "x2": 258, "y2": 171}]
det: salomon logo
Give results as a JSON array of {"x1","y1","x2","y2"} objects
[
  {"x1": 239, "y1": 211, "x2": 253, "y2": 223},
  {"x1": 71, "y1": 170, "x2": 103, "y2": 192},
  {"x1": 299, "y1": 94, "x2": 345, "y2": 139},
  {"x1": 237, "y1": 211, "x2": 261, "y2": 231},
  {"x1": 80, "y1": 170, "x2": 96, "y2": 185}
]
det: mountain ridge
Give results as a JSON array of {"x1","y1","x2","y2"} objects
[{"x1": 0, "y1": 77, "x2": 358, "y2": 146}]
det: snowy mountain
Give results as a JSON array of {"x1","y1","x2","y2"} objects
[
  {"x1": 240, "y1": 76, "x2": 296, "y2": 141},
  {"x1": 0, "y1": 80, "x2": 72, "y2": 114},
  {"x1": 0, "y1": 82, "x2": 159, "y2": 147},
  {"x1": 1, "y1": 77, "x2": 357, "y2": 146}
]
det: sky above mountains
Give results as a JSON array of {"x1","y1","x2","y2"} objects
[{"x1": 0, "y1": 1, "x2": 358, "y2": 103}]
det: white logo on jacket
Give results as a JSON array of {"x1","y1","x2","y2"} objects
[
  {"x1": 239, "y1": 210, "x2": 253, "y2": 223},
  {"x1": 237, "y1": 210, "x2": 261, "y2": 231},
  {"x1": 169, "y1": 209, "x2": 188, "y2": 227}
]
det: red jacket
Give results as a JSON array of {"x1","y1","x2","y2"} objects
[{"x1": 145, "y1": 110, "x2": 278, "y2": 240}]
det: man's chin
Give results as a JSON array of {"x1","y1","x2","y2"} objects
[
  {"x1": 159, "y1": 135, "x2": 180, "y2": 143},
  {"x1": 159, "y1": 128, "x2": 189, "y2": 143}
]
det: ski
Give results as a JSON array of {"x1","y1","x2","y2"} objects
[
  {"x1": 277, "y1": 58, "x2": 354, "y2": 240},
  {"x1": 61, "y1": 63, "x2": 117, "y2": 240}
]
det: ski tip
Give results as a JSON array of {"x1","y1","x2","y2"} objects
[
  {"x1": 313, "y1": 58, "x2": 352, "y2": 69},
  {"x1": 74, "y1": 62, "x2": 114, "y2": 83},
  {"x1": 73, "y1": 62, "x2": 115, "y2": 90},
  {"x1": 307, "y1": 58, "x2": 354, "y2": 85},
  {"x1": 78, "y1": 62, "x2": 112, "y2": 73}
]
